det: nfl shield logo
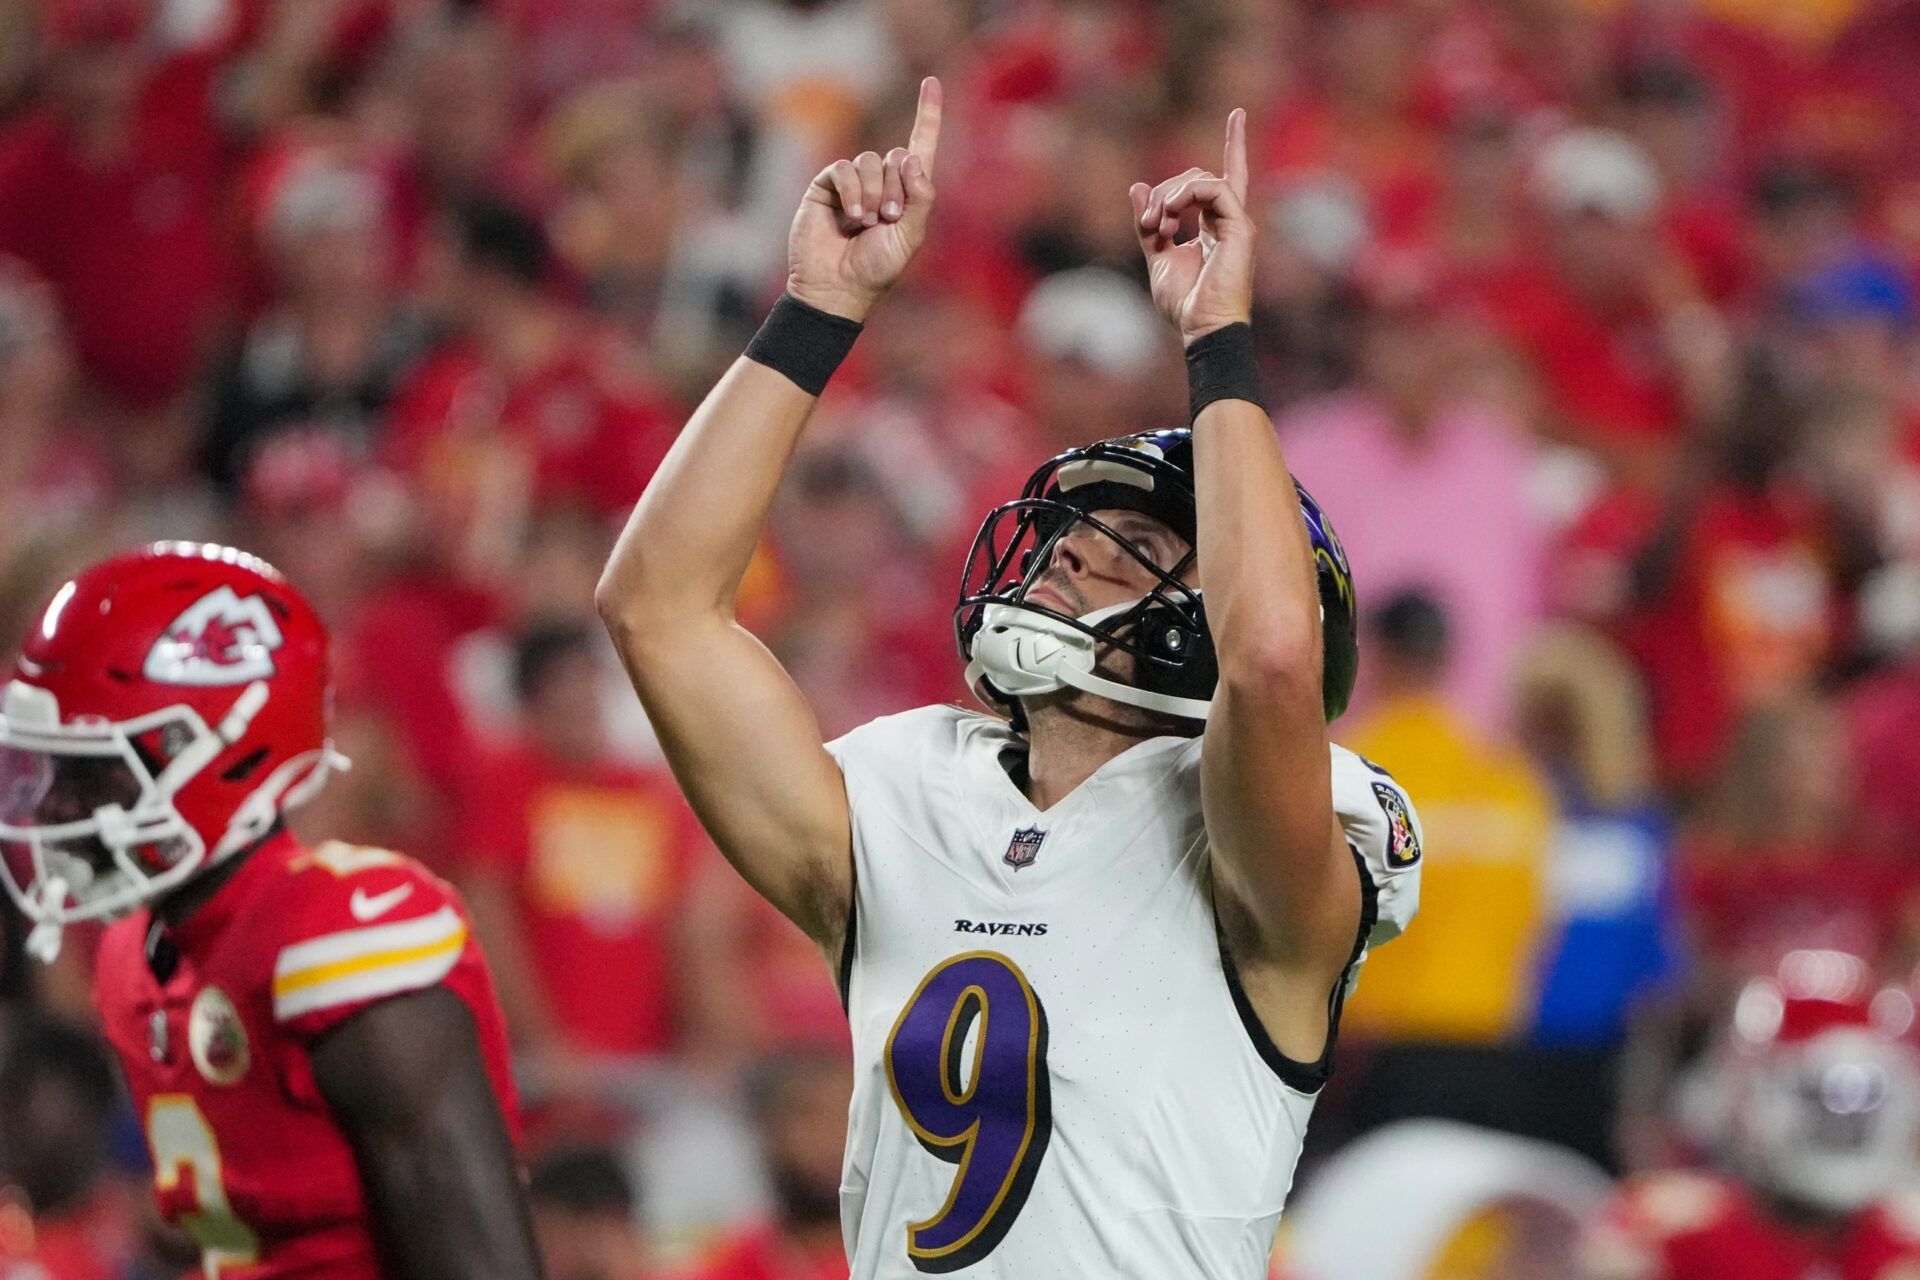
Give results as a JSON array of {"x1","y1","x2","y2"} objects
[{"x1": 1004, "y1": 826, "x2": 1046, "y2": 871}]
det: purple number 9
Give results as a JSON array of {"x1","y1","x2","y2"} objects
[{"x1": 885, "y1": 951, "x2": 1052, "y2": 1272}]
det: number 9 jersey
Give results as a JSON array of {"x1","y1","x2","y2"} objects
[
  {"x1": 828, "y1": 707, "x2": 1421, "y2": 1280},
  {"x1": 92, "y1": 831, "x2": 520, "y2": 1280}
]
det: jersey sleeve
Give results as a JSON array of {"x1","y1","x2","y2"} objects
[
  {"x1": 1330, "y1": 744, "x2": 1422, "y2": 947},
  {"x1": 268, "y1": 844, "x2": 477, "y2": 1042},
  {"x1": 824, "y1": 705, "x2": 971, "y2": 808}
]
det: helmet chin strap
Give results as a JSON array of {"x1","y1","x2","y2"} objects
[{"x1": 966, "y1": 600, "x2": 1213, "y2": 722}]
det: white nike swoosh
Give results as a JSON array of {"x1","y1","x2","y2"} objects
[{"x1": 349, "y1": 884, "x2": 415, "y2": 922}]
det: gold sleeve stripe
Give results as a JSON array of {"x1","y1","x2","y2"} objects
[
  {"x1": 274, "y1": 905, "x2": 463, "y2": 979},
  {"x1": 271, "y1": 924, "x2": 468, "y2": 998}
]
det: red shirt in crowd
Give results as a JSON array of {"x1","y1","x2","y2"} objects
[
  {"x1": 0, "y1": 51, "x2": 231, "y2": 406},
  {"x1": 1471, "y1": 263, "x2": 1683, "y2": 448},
  {"x1": 1677, "y1": 834, "x2": 1920, "y2": 972},
  {"x1": 674, "y1": 1227, "x2": 849, "y2": 1280},
  {"x1": 1557, "y1": 481, "x2": 1845, "y2": 787},
  {"x1": 1582, "y1": 1170, "x2": 1920, "y2": 1280},
  {"x1": 0, "y1": 1184, "x2": 138, "y2": 1280},
  {"x1": 382, "y1": 336, "x2": 678, "y2": 522},
  {"x1": 334, "y1": 572, "x2": 496, "y2": 819},
  {"x1": 460, "y1": 742, "x2": 698, "y2": 1057}
]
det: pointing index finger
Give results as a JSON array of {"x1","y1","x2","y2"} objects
[
  {"x1": 1223, "y1": 107, "x2": 1248, "y2": 201},
  {"x1": 907, "y1": 76, "x2": 943, "y2": 180}
]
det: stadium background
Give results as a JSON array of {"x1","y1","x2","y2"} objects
[{"x1": 4, "y1": 0, "x2": 1920, "y2": 1275}]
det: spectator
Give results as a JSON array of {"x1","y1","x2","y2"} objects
[
  {"x1": 766, "y1": 448, "x2": 959, "y2": 739},
  {"x1": 529, "y1": 1145, "x2": 651, "y2": 1280},
  {"x1": 1512, "y1": 626, "x2": 1682, "y2": 1169},
  {"x1": 675, "y1": 1052, "x2": 851, "y2": 1280},
  {"x1": 1280, "y1": 285, "x2": 1546, "y2": 731},
  {"x1": 1013, "y1": 266, "x2": 1181, "y2": 451},
  {"x1": 1331, "y1": 593, "x2": 1567, "y2": 1151},
  {"x1": 1844, "y1": 585, "x2": 1920, "y2": 848},
  {"x1": 0, "y1": 259, "x2": 113, "y2": 573},
  {"x1": 1617, "y1": 59, "x2": 1748, "y2": 307},
  {"x1": 202, "y1": 153, "x2": 425, "y2": 493},
  {"x1": 0, "y1": 0, "x2": 231, "y2": 421},
  {"x1": 545, "y1": 81, "x2": 690, "y2": 340},
  {"x1": 386, "y1": 9, "x2": 529, "y2": 231},
  {"x1": 385, "y1": 195, "x2": 677, "y2": 589},
  {"x1": 459, "y1": 623, "x2": 701, "y2": 1080},
  {"x1": 1474, "y1": 127, "x2": 1735, "y2": 472},
  {"x1": 1555, "y1": 364, "x2": 1868, "y2": 790},
  {"x1": 1515, "y1": 626, "x2": 1680, "y2": 1055},
  {"x1": 1677, "y1": 694, "x2": 1920, "y2": 980}
]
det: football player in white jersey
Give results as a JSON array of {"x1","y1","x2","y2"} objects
[{"x1": 596, "y1": 80, "x2": 1421, "y2": 1279}]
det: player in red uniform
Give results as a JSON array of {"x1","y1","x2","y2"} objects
[
  {"x1": 1581, "y1": 949, "x2": 1920, "y2": 1280},
  {"x1": 0, "y1": 542, "x2": 542, "y2": 1280}
]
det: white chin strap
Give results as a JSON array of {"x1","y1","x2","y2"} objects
[{"x1": 965, "y1": 601, "x2": 1212, "y2": 721}]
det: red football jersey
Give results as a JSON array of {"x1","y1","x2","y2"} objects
[
  {"x1": 1581, "y1": 1170, "x2": 1920, "y2": 1280},
  {"x1": 93, "y1": 831, "x2": 519, "y2": 1280}
]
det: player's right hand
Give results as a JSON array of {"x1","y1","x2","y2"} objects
[{"x1": 785, "y1": 76, "x2": 942, "y2": 324}]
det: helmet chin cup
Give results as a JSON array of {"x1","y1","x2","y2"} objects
[
  {"x1": 965, "y1": 601, "x2": 1213, "y2": 721},
  {"x1": 967, "y1": 602, "x2": 1101, "y2": 699}
]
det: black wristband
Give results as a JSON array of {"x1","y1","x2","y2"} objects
[
  {"x1": 1185, "y1": 322, "x2": 1264, "y2": 421},
  {"x1": 744, "y1": 293, "x2": 864, "y2": 396}
]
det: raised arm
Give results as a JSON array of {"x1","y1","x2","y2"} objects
[
  {"x1": 595, "y1": 79, "x2": 943, "y2": 950},
  {"x1": 1131, "y1": 111, "x2": 1360, "y2": 1063}
]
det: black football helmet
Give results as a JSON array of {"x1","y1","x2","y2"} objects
[{"x1": 954, "y1": 428, "x2": 1358, "y2": 725}]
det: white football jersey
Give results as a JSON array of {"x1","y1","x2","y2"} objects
[{"x1": 826, "y1": 705, "x2": 1421, "y2": 1280}]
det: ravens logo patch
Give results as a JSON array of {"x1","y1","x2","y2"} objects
[{"x1": 1372, "y1": 781, "x2": 1421, "y2": 869}]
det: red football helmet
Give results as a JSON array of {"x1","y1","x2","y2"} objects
[
  {"x1": 0, "y1": 543, "x2": 343, "y2": 958},
  {"x1": 1701, "y1": 949, "x2": 1920, "y2": 1214}
]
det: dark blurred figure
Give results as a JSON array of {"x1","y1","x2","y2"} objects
[
  {"x1": 545, "y1": 82, "x2": 690, "y2": 341},
  {"x1": 1616, "y1": 58, "x2": 1748, "y2": 308},
  {"x1": 677, "y1": 1052, "x2": 850, "y2": 1280},
  {"x1": 459, "y1": 623, "x2": 699, "y2": 1086},
  {"x1": 0, "y1": 1014, "x2": 137, "y2": 1280},
  {"x1": 529, "y1": 1145, "x2": 650, "y2": 1280},
  {"x1": 1014, "y1": 102, "x2": 1153, "y2": 278},
  {"x1": 202, "y1": 155, "x2": 424, "y2": 493},
  {"x1": 391, "y1": 10, "x2": 522, "y2": 215}
]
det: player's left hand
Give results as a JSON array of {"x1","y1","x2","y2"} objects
[{"x1": 1130, "y1": 109, "x2": 1255, "y2": 345}]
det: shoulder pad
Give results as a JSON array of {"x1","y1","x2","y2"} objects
[{"x1": 270, "y1": 842, "x2": 467, "y2": 1027}]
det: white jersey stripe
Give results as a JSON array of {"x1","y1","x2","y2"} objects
[
  {"x1": 273, "y1": 905, "x2": 463, "y2": 981},
  {"x1": 272, "y1": 936, "x2": 467, "y2": 1022}
]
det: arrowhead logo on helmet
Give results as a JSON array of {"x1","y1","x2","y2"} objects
[{"x1": 143, "y1": 588, "x2": 285, "y2": 686}]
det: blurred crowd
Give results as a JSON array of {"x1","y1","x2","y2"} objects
[{"x1": 7, "y1": 0, "x2": 1920, "y2": 1275}]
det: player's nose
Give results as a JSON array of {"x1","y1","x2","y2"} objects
[{"x1": 1048, "y1": 532, "x2": 1091, "y2": 579}]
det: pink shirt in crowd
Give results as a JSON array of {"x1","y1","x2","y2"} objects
[{"x1": 1279, "y1": 392, "x2": 1545, "y2": 731}]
